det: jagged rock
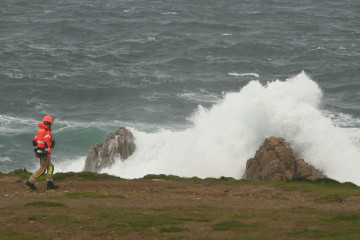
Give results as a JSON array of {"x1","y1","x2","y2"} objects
[
  {"x1": 243, "y1": 137, "x2": 322, "y2": 181},
  {"x1": 295, "y1": 159, "x2": 321, "y2": 180},
  {"x1": 84, "y1": 127, "x2": 136, "y2": 172}
]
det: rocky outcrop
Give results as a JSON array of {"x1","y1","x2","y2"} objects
[
  {"x1": 243, "y1": 137, "x2": 322, "y2": 181},
  {"x1": 84, "y1": 127, "x2": 136, "y2": 172}
]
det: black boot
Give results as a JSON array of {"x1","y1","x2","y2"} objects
[
  {"x1": 26, "y1": 181, "x2": 37, "y2": 190},
  {"x1": 47, "y1": 181, "x2": 59, "y2": 190}
]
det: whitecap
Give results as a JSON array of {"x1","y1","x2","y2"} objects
[
  {"x1": 177, "y1": 91, "x2": 220, "y2": 103},
  {"x1": 161, "y1": 12, "x2": 177, "y2": 15},
  {"x1": 0, "y1": 115, "x2": 38, "y2": 135},
  {"x1": 228, "y1": 72, "x2": 260, "y2": 78},
  {"x1": 1, "y1": 70, "x2": 25, "y2": 79},
  {"x1": 0, "y1": 157, "x2": 12, "y2": 162}
]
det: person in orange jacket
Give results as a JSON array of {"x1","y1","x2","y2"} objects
[{"x1": 26, "y1": 115, "x2": 59, "y2": 190}]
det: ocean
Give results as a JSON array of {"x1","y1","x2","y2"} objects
[{"x1": 1, "y1": 0, "x2": 359, "y2": 184}]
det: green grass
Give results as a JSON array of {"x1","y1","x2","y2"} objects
[
  {"x1": 212, "y1": 220, "x2": 255, "y2": 231},
  {"x1": 84, "y1": 204, "x2": 217, "y2": 232},
  {"x1": 27, "y1": 213, "x2": 83, "y2": 228},
  {"x1": 53, "y1": 171, "x2": 123, "y2": 181},
  {"x1": 47, "y1": 215, "x2": 81, "y2": 226},
  {"x1": 28, "y1": 214, "x2": 47, "y2": 221},
  {"x1": 3, "y1": 198, "x2": 360, "y2": 240},
  {"x1": 142, "y1": 174, "x2": 185, "y2": 181},
  {"x1": 1, "y1": 170, "x2": 360, "y2": 205},
  {"x1": 332, "y1": 214, "x2": 360, "y2": 221},
  {"x1": 159, "y1": 226, "x2": 189, "y2": 233},
  {"x1": 0, "y1": 230, "x2": 48, "y2": 240},
  {"x1": 25, "y1": 201, "x2": 66, "y2": 207},
  {"x1": 2, "y1": 171, "x2": 360, "y2": 240},
  {"x1": 128, "y1": 214, "x2": 195, "y2": 229},
  {"x1": 143, "y1": 174, "x2": 239, "y2": 183},
  {"x1": 61, "y1": 192, "x2": 125, "y2": 199},
  {"x1": 2, "y1": 170, "x2": 359, "y2": 204},
  {"x1": 106, "y1": 223, "x2": 127, "y2": 230},
  {"x1": 1, "y1": 169, "x2": 32, "y2": 181},
  {"x1": 141, "y1": 174, "x2": 360, "y2": 203},
  {"x1": 0, "y1": 169, "x2": 123, "y2": 182},
  {"x1": 264, "y1": 178, "x2": 360, "y2": 202}
]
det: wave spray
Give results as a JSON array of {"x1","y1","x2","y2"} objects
[{"x1": 96, "y1": 72, "x2": 360, "y2": 185}]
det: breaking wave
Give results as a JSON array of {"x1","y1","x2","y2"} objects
[{"x1": 96, "y1": 72, "x2": 360, "y2": 185}]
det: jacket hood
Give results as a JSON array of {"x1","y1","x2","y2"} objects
[{"x1": 38, "y1": 122, "x2": 49, "y2": 130}]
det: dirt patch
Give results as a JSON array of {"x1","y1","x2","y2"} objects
[{"x1": 0, "y1": 176, "x2": 20, "y2": 183}]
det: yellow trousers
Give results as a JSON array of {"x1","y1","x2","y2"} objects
[{"x1": 29, "y1": 155, "x2": 54, "y2": 184}]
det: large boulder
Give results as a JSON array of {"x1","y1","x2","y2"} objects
[
  {"x1": 243, "y1": 137, "x2": 322, "y2": 181},
  {"x1": 84, "y1": 127, "x2": 136, "y2": 172}
]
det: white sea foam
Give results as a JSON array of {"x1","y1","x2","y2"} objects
[
  {"x1": 228, "y1": 72, "x2": 260, "y2": 78},
  {"x1": 323, "y1": 111, "x2": 360, "y2": 128},
  {"x1": 56, "y1": 156, "x2": 86, "y2": 173},
  {"x1": 0, "y1": 157, "x2": 11, "y2": 162},
  {"x1": 177, "y1": 91, "x2": 220, "y2": 103},
  {"x1": 101, "y1": 72, "x2": 360, "y2": 185},
  {"x1": 1, "y1": 70, "x2": 25, "y2": 79},
  {"x1": 161, "y1": 12, "x2": 177, "y2": 15},
  {"x1": 0, "y1": 115, "x2": 37, "y2": 135}
]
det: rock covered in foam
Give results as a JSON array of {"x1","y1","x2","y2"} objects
[
  {"x1": 84, "y1": 127, "x2": 136, "y2": 172},
  {"x1": 243, "y1": 137, "x2": 322, "y2": 181}
]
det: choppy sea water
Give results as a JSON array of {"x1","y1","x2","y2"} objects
[{"x1": 0, "y1": 0, "x2": 359, "y2": 184}]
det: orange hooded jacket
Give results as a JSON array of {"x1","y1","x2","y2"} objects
[{"x1": 33, "y1": 122, "x2": 53, "y2": 156}]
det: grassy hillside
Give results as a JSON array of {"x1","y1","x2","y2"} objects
[{"x1": 1, "y1": 169, "x2": 360, "y2": 240}]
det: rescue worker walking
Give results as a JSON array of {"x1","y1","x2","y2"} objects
[{"x1": 26, "y1": 115, "x2": 59, "y2": 190}]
